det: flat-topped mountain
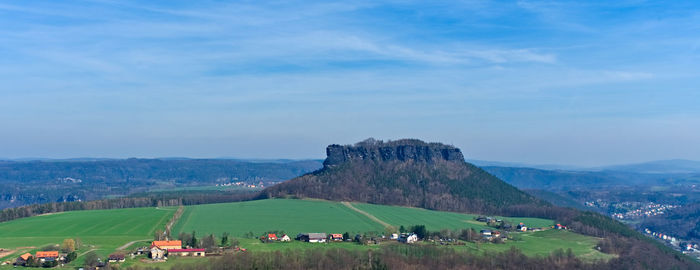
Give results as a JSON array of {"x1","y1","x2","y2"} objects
[
  {"x1": 323, "y1": 138, "x2": 464, "y2": 166},
  {"x1": 261, "y1": 138, "x2": 541, "y2": 214}
]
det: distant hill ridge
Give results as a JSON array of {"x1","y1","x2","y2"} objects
[{"x1": 262, "y1": 138, "x2": 542, "y2": 214}]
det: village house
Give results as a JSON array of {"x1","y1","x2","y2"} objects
[
  {"x1": 167, "y1": 249, "x2": 206, "y2": 257},
  {"x1": 480, "y1": 229, "x2": 492, "y2": 237},
  {"x1": 279, "y1": 234, "x2": 291, "y2": 242},
  {"x1": 267, "y1": 234, "x2": 278, "y2": 241},
  {"x1": 390, "y1": 233, "x2": 399, "y2": 240},
  {"x1": 150, "y1": 246, "x2": 165, "y2": 260},
  {"x1": 517, "y1": 223, "x2": 527, "y2": 232},
  {"x1": 297, "y1": 233, "x2": 327, "y2": 243},
  {"x1": 108, "y1": 253, "x2": 126, "y2": 263},
  {"x1": 398, "y1": 233, "x2": 418, "y2": 244},
  {"x1": 151, "y1": 240, "x2": 182, "y2": 250},
  {"x1": 35, "y1": 251, "x2": 59, "y2": 263},
  {"x1": 15, "y1": 253, "x2": 32, "y2": 266},
  {"x1": 329, "y1": 234, "x2": 343, "y2": 241},
  {"x1": 554, "y1": 224, "x2": 567, "y2": 230}
]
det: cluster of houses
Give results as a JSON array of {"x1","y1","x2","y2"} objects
[
  {"x1": 260, "y1": 233, "x2": 348, "y2": 243},
  {"x1": 149, "y1": 240, "x2": 205, "y2": 260},
  {"x1": 643, "y1": 228, "x2": 699, "y2": 257},
  {"x1": 15, "y1": 251, "x2": 62, "y2": 266},
  {"x1": 259, "y1": 232, "x2": 421, "y2": 245},
  {"x1": 611, "y1": 202, "x2": 679, "y2": 220}
]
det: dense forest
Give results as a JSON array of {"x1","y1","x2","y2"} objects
[
  {"x1": 0, "y1": 158, "x2": 321, "y2": 209},
  {"x1": 261, "y1": 139, "x2": 541, "y2": 214}
]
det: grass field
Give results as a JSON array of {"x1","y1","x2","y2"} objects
[
  {"x1": 349, "y1": 202, "x2": 554, "y2": 231},
  {"x1": 0, "y1": 198, "x2": 611, "y2": 269},
  {"x1": 0, "y1": 207, "x2": 175, "y2": 264},
  {"x1": 173, "y1": 199, "x2": 385, "y2": 237},
  {"x1": 456, "y1": 229, "x2": 615, "y2": 260},
  {"x1": 172, "y1": 199, "x2": 610, "y2": 262}
]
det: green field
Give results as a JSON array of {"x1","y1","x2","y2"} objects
[
  {"x1": 172, "y1": 199, "x2": 610, "y2": 261},
  {"x1": 349, "y1": 202, "x2": 554, "y2": 231},
  {"x1": 173, "y1": 199, "x2": 385, "y2": 237},
  {"x1": 0, "y1": 207, "x2": 175, "y2": 264},
  {"x1": 457, "y1": 229, "x2": 615, "y2": 260},
  {"x1": 0, "y1": 198, "x2": 612, "y2": 268}
]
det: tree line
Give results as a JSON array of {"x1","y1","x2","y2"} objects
[{"x1": 113, "y1": 243, "x2": 700, "y2": 270}]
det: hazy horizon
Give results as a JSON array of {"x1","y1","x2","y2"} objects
[{"x1": 2, "y1": 1, "x2": 700, "y2": 166}]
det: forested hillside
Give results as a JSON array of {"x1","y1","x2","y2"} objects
[{"x1": 261, "y1": 139, "x2": 541, "y2": 214}]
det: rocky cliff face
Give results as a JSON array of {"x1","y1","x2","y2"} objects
[{"x1": 323, "y1": 139, "x2": 464, "y2": 167}]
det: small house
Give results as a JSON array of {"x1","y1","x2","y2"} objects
[
  {"x1": 298, "y1": 233, "x2": 327, "y2": 243},
  {"x1": 390, "y1": 233, "x2": 399, "y2": 240},
  {"x1": 35, "y1": 251, "x2": 59, "y2": 262},
  {"x1": 480, "y1": 230, "x2": 492, "y2": 237},
  {"x1": 267, "y1": 234, "x2": 278, "y2": 241},
  {"x1": 167, "y1": 249, "x2": 205, "y2": 257},
  {"x1": 330, "y1": 234, "x2": 343, "y2": 241},
  {"x1": 150, "y1": 247, "x2": 165, "y2": 260},
  {"x1": 108, "y1": 253, "x2": 125, "y2": 263},
  {"x1": 398, "y1": 233, "x2": 418, "y2": 244},
  {"x1": 517, "y1": 223, "x2": 527, "y2": 232},
  {"x1": 16, "y1": 253, "x2": 32, "y2": 266},
  {"x1": 279, "y1": 234, "x2": 291, "y2": 242},
  {"x1": 554, "y1": 224, "x2": 567, "y2": 230}
]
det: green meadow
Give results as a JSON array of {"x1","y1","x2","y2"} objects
[
  {"x1": 457, "y1": 229, "x2": 615, "y2": 261},
  {"x1": 0, "y1": 198, "x2": 611, "y2": 268},
  {"x1": 0, "y1": 207, "x2": 175, "y2": 263},
  {"x1": 172, "y1": 199, "x2": 384, "y2": 237},
  {"x1": 349, "y1": 202, "x2": 554, "y2": 231}
]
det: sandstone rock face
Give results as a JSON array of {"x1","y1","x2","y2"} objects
[{"x1": 323, "y1": 139, "x2": 464, "y2": 167}]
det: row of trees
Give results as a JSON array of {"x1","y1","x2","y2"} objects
[
  {"x1": 174, "y1": 231, "x2": 239, "y2": 251},
  {"x1": 115, "y1": 243, "x2": 700, "y2": 270},
  {"x1": 0, "y1": 190, "x2": 257, "y2": 223}
]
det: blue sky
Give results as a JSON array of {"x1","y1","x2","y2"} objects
[{"x1": 1, "y1": 0, "x2": 699, "y2": 166}]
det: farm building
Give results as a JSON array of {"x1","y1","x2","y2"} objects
[
  {"x1": 168, "y1": 249, "x2": 205, "y2": 257},
  {"x1": 480, "y1": 230, "x2": 492, "y2": 237},
  {"x1": 267, "y1": 234, "x2": 278, "y2": 241},
  {"x1": 297, "y1": 233, "x2": 327, "y2": 243},
  {"x1": 35, "y1": 251, "x2": 59, "y2": 262},
  {"x1": 150, "y1": 247, "x2": 165, "y2": 260},
  {"x1": 108, "y1": 253, "x2": 125, "y2": 263},
  {"x1": 517, "y1": 223, "x2": 527, "y2": 232},
  {"x1": 280, "y1": 234, "x2": 291, "y2": 242},
  {"x1": 330, "y1": 234, "x2": 343, "y2": 241},
  {"x1": 398, "y1": 233, "x2": 418, "y2": 244},
  {"x1": 390, "y1": 233, "x2": 398, "y2": 240},
  {"x1": 16, "y1": 253, "x2": 32, "y2": 265},
  {"x1": 151, "y1": 240, "x2": 182, "y2": 250}
]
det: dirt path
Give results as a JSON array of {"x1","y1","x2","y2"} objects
[
  {"x1": 78, "y1": 249, "x2": 98, "y2": 257},
  {"x1": 165, "y1": 206, "x2": 185, "y2": 235},
  {"x1": 117, "y1": 239, "x2": 151, "y2": 251},
  {"x1": 341, "y1": 202, "x2": 392, "y2": 228}
]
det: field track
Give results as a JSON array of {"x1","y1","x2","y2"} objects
[
  {"x1": 117, "y1": 239, "x2": 151, "y2": 250},
  {"x1": 341, "y1": 202, "x2": 391, "y2": 228}
]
